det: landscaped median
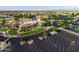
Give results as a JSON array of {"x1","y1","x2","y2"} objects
[
  {"x1": 0, "y1": 26, "x2": 60, "y2": 37},
  {"x1": 20, "y1": 26, "x2": 60, "y2": 37},
  {"x1": 20, "y1": 28, "x2": 45, "y2": 37},
  {"x1": 50, "y1": 27, "x2": 60, "y2": 31}
]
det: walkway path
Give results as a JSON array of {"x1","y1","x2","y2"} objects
[{"x1": 59, "y1": 28, "x2": 79, "y2": 36}]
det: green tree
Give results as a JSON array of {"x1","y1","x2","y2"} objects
[
  {"x1": 42, "y1": 18, "x2": 51, "y2": 26},
  {"x1": 0, "y1": 17, "x2": 7, "y2": 35},
  {"x1": 14, "y1": 16, "x2": 20, "y2": 36},
  {"x1": 59, "y1": 20, "x2": 68, "y2": 29},
  {"x1": 14, "y1": 15, "x2": 19, "y2": 23}
]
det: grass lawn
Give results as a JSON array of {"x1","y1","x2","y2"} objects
[
  {"x1": 0, "y1": 18, "x2": 4, "y2": 22},
  {"x1": 50, "y1": 27, "x2": 59, "y2": 31},
  {"x1": 0, "y1": 27, "x2": 9, "y2": 32},
  {"x1": 20, "y1": 28, "x2": 45, "y2": 37},
  {"x1": 8, "y1": 28, "x2": 17, "y2": 35}
]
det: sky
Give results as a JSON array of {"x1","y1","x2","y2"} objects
[{"x1": 0, "y1": 6, "x2": 79, "y2": 11}]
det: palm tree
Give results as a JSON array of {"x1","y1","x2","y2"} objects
[
  {"x1": 14, "y1": 15, "x2": 19, "y2": 27},
  {"x1": 14, "y1": 16, "x2": 20, "y2": 36}
]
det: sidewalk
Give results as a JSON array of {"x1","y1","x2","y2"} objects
[{"x1": 59, "y1": 28, "x2": 79, "y2": 36}]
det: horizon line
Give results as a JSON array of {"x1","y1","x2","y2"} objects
[{"x1": 0, "y1": 6, "x2": 79, "y2": 11}]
